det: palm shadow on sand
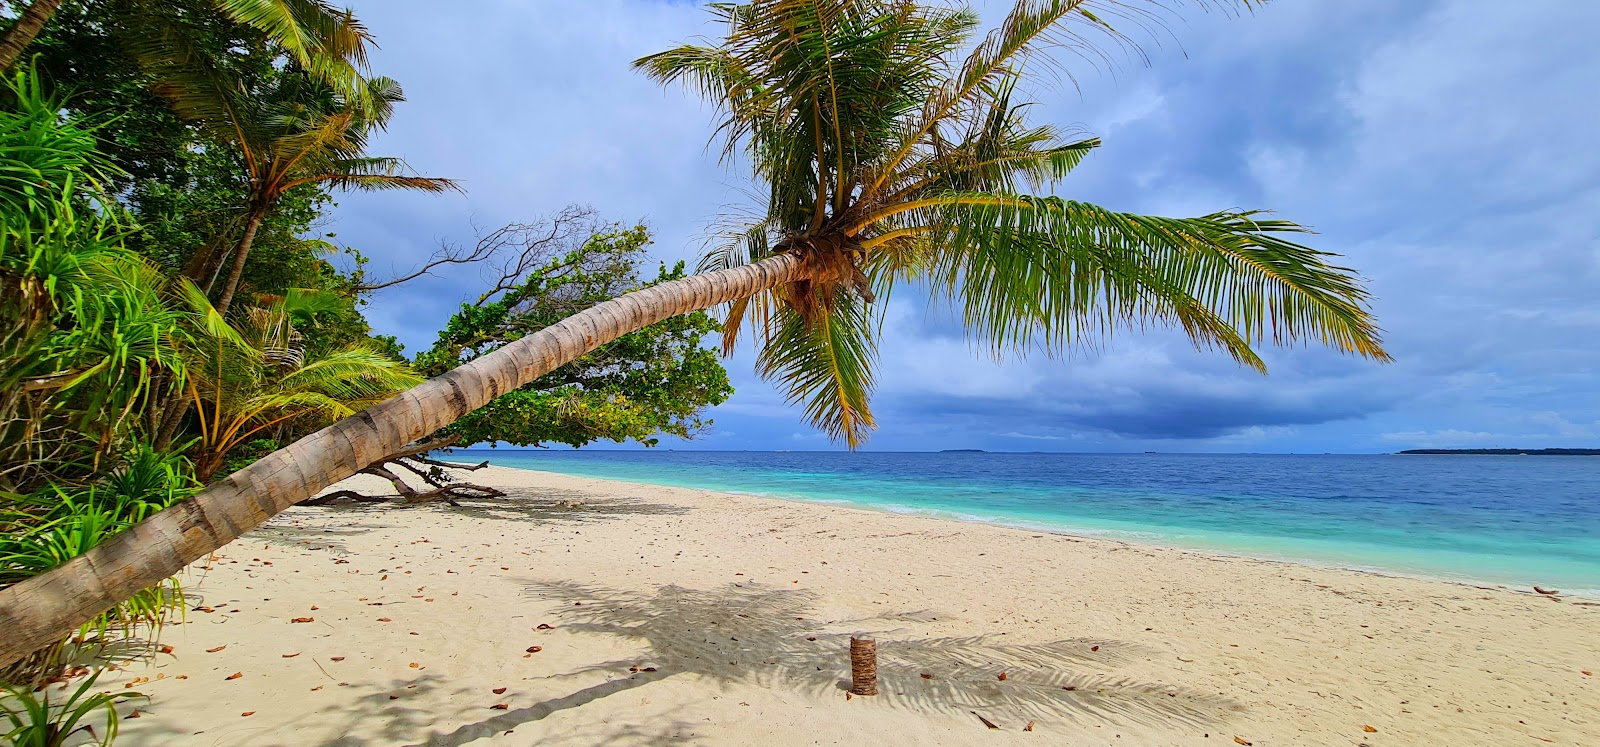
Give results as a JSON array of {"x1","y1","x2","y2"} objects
[{"x1": 403, "y1": 580, "x2": 1240, "y2": 745}]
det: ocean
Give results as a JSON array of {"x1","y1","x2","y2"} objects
[{"x1": 457, "y1": 450, "x2": 1600, "y2": 595}]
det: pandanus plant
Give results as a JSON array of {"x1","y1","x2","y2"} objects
[{"x1": 0, "y1": 0, "x2": 1389, "y2": 667}]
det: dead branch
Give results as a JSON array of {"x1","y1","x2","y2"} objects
[{"x1": 351, "y1": 205, "x2": 603, "y2": 300}]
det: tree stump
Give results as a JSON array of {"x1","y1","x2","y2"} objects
[{"x1": 849, "y1": 636, "x2": 878, "y2": 696}]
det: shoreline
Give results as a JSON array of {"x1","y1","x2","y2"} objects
[
  {"x1": 474, "y1": 460, "x2": 1600, "y2": 600},
  {"x1": 99, "y1": 464, "x2": 1599, "y2": 745}
]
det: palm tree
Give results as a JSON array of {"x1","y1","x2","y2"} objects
[
  {"x1": 0, "y1": 0, "x2": 372, "y2": 78},
  {"x1": 131, "y1": 38, "x2": 459, "y2": 313},
  {"x1": 177, "y1": 285, "x2": 422, "y2": 481},
  {"x1": 0, "y1": 0, "x2": 1390, "y2": 667}
]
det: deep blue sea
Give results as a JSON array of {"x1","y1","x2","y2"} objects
[{"x1": 458, "y1": 450, "x2": 1600, "y2": 595}]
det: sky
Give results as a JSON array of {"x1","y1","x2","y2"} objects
[{"x1": 325, "y1": 0, "x2": 1600, "y2": 453}]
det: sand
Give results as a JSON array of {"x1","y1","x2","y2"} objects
[{"x1": 90, "y1": 465, "x2": 1598, "y2": 746}]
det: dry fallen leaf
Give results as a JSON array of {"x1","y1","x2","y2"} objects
[
  {"x1": 920, "y1": 673, "x2": 934, "y2": 680},
  {"x1": 490, "y1": 703, "x2": 509, "y2": 710},
  {"x1": 309, "y1": 605, "x2": 318, "y2": 610},
  {"x1": 493, "y1": 687, "x2": 507, "y2": 694},
  {"x1": 376, "y1": 617, "x2": 391, "y2": 622},
  {"x1": 997, "y1": 672, "x2": 1008, "y2": 681},
  {"x1": 972, "y1": 712, "x2": 1000, "y2": 729},
  {"x1": 536, "y1": 623, "x2": 554, "y2": 630},
  {"x1": 224, "y1": 672, "x2": 242, "y2": 680},
  {"x1": 409, "y1": 662, "x2": 420, "y2": 669},
  {"x1": 241, "y1": 711, "x2": 255, "y2": 717},
  {"x1": 330, "y1": 657, "x2": 345, "y2": 662},
  {"x1": 206, "y1": 646, "x2": 227, "y2": 653},
  {"x1": 1024, "y1": 720, "x2": 1036, "y2": 732},
  {"x1": 158, "y1": 645, "x2": 174, "y2": 655},
  {"x1": 1090, "y1": 645, "x2": 1100, "y2": 652},
  {"x1": 282, "y1": 653, "x2": 299, "y2": 658},
  {"x1": 175, "y1": 675, "x2": 188, "y2": 680},
  {"x1": 1234, "y1": 737, "x2": 1252, "y2": 746},
  {"x1": 525, "y1": 646, "x2": 542, "y2": 653},
  {"x1": 1364, "y1": 725, "x2": 1378, "y2": 733},
  {"x1": 124, "y1": 711, "x2": 141, "y2": 719},
  {"x1": 311, "y1": 686, "x2": 323, "y2": 691}
]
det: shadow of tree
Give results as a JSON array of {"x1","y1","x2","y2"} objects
[
  {"x1": 440, "y1": 487, "x2": 691, "y2": 525},
  {"x1": 296, "y1": 487, "x2": 688, "y2": 528},
  {"x1": 406, "y1": 580, "x2": 1239, "y2": 745}
]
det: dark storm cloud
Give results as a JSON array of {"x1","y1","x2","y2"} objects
[{"x1": 335, "y1": 0, "x2": 1600, "y2": 452}]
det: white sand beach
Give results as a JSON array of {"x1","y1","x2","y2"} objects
[{"x1": 94, "y1": 465, "x2": 1598, "y2": 746}]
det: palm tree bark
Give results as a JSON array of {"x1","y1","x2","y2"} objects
[
  {"x1": 214, "y1": 208, "x2": 267, "y2": 315},
  {"x1": 0, "y1": 252, "x2": 805, "y2": 668},
  {"x1": 0, "y1": 0, "x2": 61, "y2": 71}
]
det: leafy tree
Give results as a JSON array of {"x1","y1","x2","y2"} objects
[
  {"x1": 415, "y1": 223, "x2": 732, "y2": 450},
  {"x1": 0, "y1": 0, "x2": 1394, "y2": 664}
]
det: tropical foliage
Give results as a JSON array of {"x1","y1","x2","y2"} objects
[
  {"x1": 638, "y1": 0, "x2": 1388, "y2": 446},
  {"x1": 0, "y1": 0, "x2": 735, "y2": 702},
  {"x1": 417, "y1": 223, "x2": 733, "y2": 449},
  {"x1": 180, "y1": 286, "x2": 422, "y2": 481}
]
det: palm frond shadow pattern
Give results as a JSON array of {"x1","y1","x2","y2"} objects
[{"x1": 525, "y1": 580, "x2": 1240, "y2": 729}]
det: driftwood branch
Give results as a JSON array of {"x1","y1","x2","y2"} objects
[{"x1": 297, "y1": 436, "x2": 502, "y2": 508}]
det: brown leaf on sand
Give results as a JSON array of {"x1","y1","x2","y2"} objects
[
  {"x1": 536, "y1": 623, "x2": 554, "y2": 630},
  {"x1": 1090, "y1": 645, "x2": 1100, "y2": 652},
  {"x1": 1363, "y1": 725, "x2": 1378, "y2": 733},
  {"x1": 1234, "y1": 738, "x2": 1253, "y2": 746},
  {"x1": 225, "y1": 672, "x2": 242, "y2": 680},
  {"x1": 241, "y1": 711, "x2": 255, "y2": 717},
  {"x1": 291, "y1": 617, "x2": 314, "y2": 623},
  {"x1": 1024, "y1": 720, "x2": 1036, "y2": 732},
  {"x1": 376, "y1": 617, "x2": 391, "y2": 622},
  {"x1": 493, "y1": 687, "x2": 507, "y2": 695},
  {"x1": 206, "y1": 645, "x2": 227, "y2": 653},
  {"x1": 641, "y1": 667, "x2": 657, "y2": 672},
  {"x1": 525, "y1": 646, "x2": 542, "y2": 653},
  {"x1": 1582, "y1": 670, "x2": 1592, "y2": 677},
  {"x1": 1534, "y1": 586, "x2": 1560, "y2": 595},
  {"x1": 920, "y1": 673, "x2": 934, "y2": 680},
  {"x1": 330, "y1": 657, "x2": 345, "y2": 662},
  {"x1": 311, "y1": 686, "x2": 323, "y2": 691},
  {"x1": 409, "y1": 662, "x2": 420, "y2": 669},
  {"x1": 310, "y1": 605, "x2": 318, "y2": 610},
  {"x1": 124, "y1": 711, "x2": 141, "y2": 719},
  {"x1": 490, "y1": 703, "x2": 509, "y2": 710},
  {"x1": 282, "y1": 653, "x2": 299, "y2": 658},
  {"x1": 971, "y1": 712, "x2": 1001, "y2": 730},
  {"x1": 158, "y1": 645, "x2": 174, "y2": 654},
  {"x1": 997, "y1": 672, "x2": 1008, "y2": 681}
]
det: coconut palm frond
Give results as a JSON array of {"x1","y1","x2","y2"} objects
[{"x1": 640, "y1": 0, "x2": 1382, "y2": 449}]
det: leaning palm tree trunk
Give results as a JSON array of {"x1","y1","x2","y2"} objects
[
  {"x1": 0, "y1": 0, "x2": 62, "y2": 70},
  {"x1": 0, "y1": 253, "x2": 804, "y2": 668}
]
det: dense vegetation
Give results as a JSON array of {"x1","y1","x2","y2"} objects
[{"x1": 0, "y1": 0, "x2": 730, "y2": 720}]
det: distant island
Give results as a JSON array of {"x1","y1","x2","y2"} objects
[
  {"x1": 938, "y1": 449, "x2": 987, "y2": 453},
  {"x1": 1398, "y1": 448, "x2": 1600, "y2": 456}
]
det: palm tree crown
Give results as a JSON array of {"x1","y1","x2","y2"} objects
[{"x1": 637, "y1": 0, "x2": 1389, "y2": 447}]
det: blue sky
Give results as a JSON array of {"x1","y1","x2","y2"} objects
[{"x1": 328, "y1": 0, "x2": 1600, "y2": 453}]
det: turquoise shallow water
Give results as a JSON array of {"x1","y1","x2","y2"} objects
[{"x1": 459, "y1": 450, "x2": 1600, "y2": 595}]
